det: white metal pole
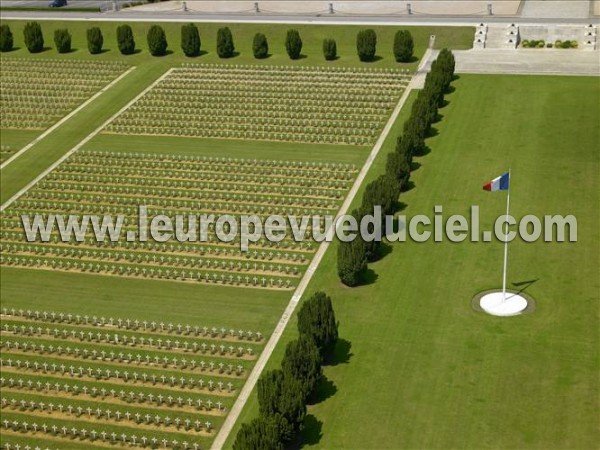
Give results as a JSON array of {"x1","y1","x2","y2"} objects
[{"x1": 502, "y1": 170, "x2": 511, "y2": 302}]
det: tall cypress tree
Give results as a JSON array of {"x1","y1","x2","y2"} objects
[
  {"x1": 281, "y1": 335, "x2": 322, "y2": 401},
  {"x1": 285, "y1": 29, "x2": 302, "y2": 60},
  {"x1": 147, "y1": 25, "x2": 168, "y2": 56},
  {"x1": 322, "y1": 38, "x2": 337, "y2": 61},
  {"x1": 337, "y1": 231, "x2": 367, "y2": 287},
  {"x1": 116, "y1": 24, "x2": 135, "y2": 55},
  {"x1": 180, "y1": 23, "x2": 200, "y2": 57},
  {"x1": 0, "y1": 25, "x2": 14, "y2": 52},
  {"x1": 53, "y1": 28, "x2": 72, "y2": 54},
  {"x1": 252, "y1": 33, "x2": 268, "y2": 59},
  {"x1": 232, "y1": 416, "x2": 283, "y2": 450},
  {"x1": 297, "y1": 291, "x2": 338, "y2": 358},
  {"x1": 356, "y1": 29, "x2": 377, "y2": 62},
  {"x1": 86, "y1": 27, "x2": 104, "y2": 54},
  {"x1": 257, "y1": 370, "x2": 306, "y2": 442},
  {"x1": 23, "y1": 22, "x2": 44, "y2": 53},
  {"x1": 216, "y1": 27, "x2": 235, "y2": 58},
  {"x1": 393, "y1": 29, "x2": 414, "y2": 62}
]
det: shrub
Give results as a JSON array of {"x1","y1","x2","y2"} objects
[
  {"x1": 86, "y1": 27, "x2": 103, "y2": 54},
  {"x1": 546, "y1": 42, "x2": 553, "y2": 48},
  {"x1": 285, "y1": 29, "x2": 302, "y2": 60},
  {"x1": 23, "y1": 22, "x2": 44, "y2": 53},
  {"x1": 522, "y1": 39, "x2": 545, "y2": 48},
  {"x1": 557, "y1": 39, "x2": 577, "y2": 48},
  {"x1": 147, "y1": 25, "x2": 168, "y2": 56},
  {"x1": 216, "y1": 27, "x2": 235, "y2": 58},
  {"x1": 393, "y1": 29, "x2": 414, "y2": 62},
  {"x1": 0, "y1": 25, "x2": 13, "y2": 52},
  {"x1": 322, "y1": 38, "x2": 337, "y2": 61},
  {"x1": 180, "y1": 23, "x2": 200, "y2": 57},
  {"x1": 116, "y1": 24, "x2": 135, "y2": 55},
  {"x1": 356, "y1": 29, "x2": 377, "y2": 62},
  {"x1": 252, "y1": 33, "x2": 268, "y2": 59},
  {"x1": 53, "y1": 28, "x2": 71, "y2": 54}
]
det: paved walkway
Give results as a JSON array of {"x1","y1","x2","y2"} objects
[
  {"x1": 130, "y1": 0, "x2": 521, "y2": 16},
  {"x1": 455, "y1": 48, "x2": 600, "y2": 75},
  {"x1": 520, "y1": 0, "x2": 592, "y2": 19}
]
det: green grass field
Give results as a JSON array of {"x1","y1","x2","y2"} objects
[{"x1": 225, "y1": 74, "x2": 600, "y2": 449}]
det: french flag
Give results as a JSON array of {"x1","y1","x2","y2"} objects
[{"x1": 483, "y1": 172, "x2": 510, "y2": 191}]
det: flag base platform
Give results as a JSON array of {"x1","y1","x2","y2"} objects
[{"x1": 480, "y1": 291, "x2": 528, "y2": 316}]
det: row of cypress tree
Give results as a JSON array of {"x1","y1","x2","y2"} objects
[
  {"x1": 0, "y1": 23, "x2": 414, "y2": 62},
  {"x1": 337, "y1": 49, "x2": 456, "y2": 287},
  {"x1": 233, "y1": 291, "x2": 339, "y2": 449}
]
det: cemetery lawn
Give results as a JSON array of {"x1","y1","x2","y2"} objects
[
  {"x1": 85, "y1": 134, "x2": 370, "y2": 165},
  {"x1": 0, "y1": 267, "x2": 288, "y2": 331},
  {"x1": 0, "y1": 21, "x2": 471, "y2": 203},
  {"x1": 225, "y1": 75, "x2": 600, "y2": 449}
]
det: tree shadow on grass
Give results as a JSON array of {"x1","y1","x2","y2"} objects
[
  {"x1": 358, "y1": 268, "x2": 378, "y2": 286},
  {"x1": 426, "y1": 127, "x2": 439, "y2": 138},
  {"x1": 365, "y1": 55, "x2": 383, "y2": 63},
  {"x1": 307, "y1": 374, "x2": 337, "y2": 406},
  {"x1": 402, "y1": 179, "x2": 416, "y2": 193},
  {"x1": 157, "y1": 49, "x2": 174, "y2": 57},
  {"x1": 432, "y1": 111, "x2": 445, "y2": 123},
  {"x1": 301, "y1": 415, "x2": 323, "y2": 447},
  {"x1": 286, "y1": 415, "x2": 323, "y2": 449},
  {"x1": 368, "y1": 242, "x2": 394, "y2": 264},
  {"x1": 229, "y1": 51, "x2": 241, "y2": 58},
  {"x1": 328, "y1": 338, "x2": 353, "y2": 366},
  {"x1": 414, "y1": 145, "x2": 432, "y2": 157}
]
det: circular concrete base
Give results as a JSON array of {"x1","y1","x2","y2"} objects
[{"x1": 480, "y1": 291, "x2": 528, "y2": 316}]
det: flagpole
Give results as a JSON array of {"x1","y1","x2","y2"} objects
[{"x1": 501, "y1": 169, "x2": 511, "y2": 302}]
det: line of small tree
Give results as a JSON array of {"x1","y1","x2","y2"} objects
[
  {"x1": 0, "y1": 23, "x2": 414, "y2": 63},
  {"x1": 233, "y1": 291, "x2": 339, "y2": 449},
  {"x1": 337, "y1": 49, "x2": 456, "y2": 287}
]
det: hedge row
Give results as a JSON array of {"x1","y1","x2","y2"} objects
[
  {"x1": 233, "y1": 292, "x2": 339, "y2": 449},
  {"x1": 337, "y1": 49, "x2": 456, "y2": 287},
  {"x1": 0, "y1": 23, "x2": 415, "y2": 62}
]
